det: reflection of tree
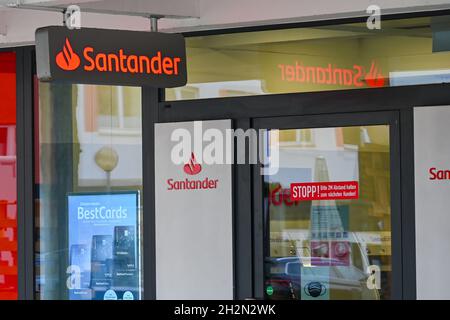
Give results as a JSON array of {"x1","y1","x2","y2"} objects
[
  {"x1": 267, "y1": 179, "x2": 311, "y2": 258},
  {"x1": 309, "y1": 156, "x2": 345, "y2": 239},
  {"x1": 38, "y1": 83, "x2": 79, "y2": 299}
]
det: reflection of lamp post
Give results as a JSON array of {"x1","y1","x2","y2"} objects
[
  {"x1": 360, "y1": 127, "x2": 371, "y2": 145},
  {"x1": 94, "y1": 146, "x2": 119, "y2": 192}
]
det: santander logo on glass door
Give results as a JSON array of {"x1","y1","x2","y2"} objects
[
  {"x1": 183, "y1": 153, "x2": 202, "y2": 175},
  {"x1": 166, "y1": 152, "x2": 219, "y2": 191}
]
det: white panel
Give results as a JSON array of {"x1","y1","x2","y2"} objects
[
  {"x1": 0, "y1": 0, "x2": 199, "y2": 16},
  {"x1": 78, "y1": 0, "x2": 199, "y2": 18},
  {"x1": 154, "y1": 120, "x2": 233, "y2": 300},
  {"x1": 6, "y1": 0, "x2": 96, "y2": 5},
  {"x1": 0, "y1": 11, "x2": 5, "y2": 36},
  {"x1": 414, "y1": 106, "x2": 450, "y2": 300},
  {"x1": 0, "y1": 9, "x2": 149, "y2": 48},
  {"x1": 3, "y1": 0, "x2": 450, "y2": 45}
]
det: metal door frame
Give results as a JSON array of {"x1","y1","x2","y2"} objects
[{"x1": 252, "y1": 111, "x2": 401, "y2": 299}]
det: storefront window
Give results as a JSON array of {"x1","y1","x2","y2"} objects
[
  {"x1": 35, "y1": 83, "x2": 143, "y2": 300},
  {"x1": 264, "y1": 125, "x2": 391, "y2": 300},
  {"x1": 167, "y1": 15, "x2": 450, "y2": 100},
  {"x1": 0, "y1": 52, "x2": 17, "y2": 300}
]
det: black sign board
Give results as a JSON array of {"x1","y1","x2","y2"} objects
[{"x1": 36, "y1": 26, "x2": 187, "y2": 87}]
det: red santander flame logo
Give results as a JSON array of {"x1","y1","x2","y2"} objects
[
  {"x1": 365, "y1": 61, "x2": 385, "y2": 88},
  {"x1": 183, "y1": 153, "x2": 202, "y2": 175},
  {"x1": 56, "y1": 38, "x2": 80, "y2": 71}
]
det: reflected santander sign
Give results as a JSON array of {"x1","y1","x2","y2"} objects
[
  {"x1": 35, "y1": 26, "x2": 187, "y2": 87},
  {"x1": 278, "y1": 61, "x2": 386, "y2": 88}
]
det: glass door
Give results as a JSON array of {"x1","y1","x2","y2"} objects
[{"x1": 253, "y1": 112, "x2": 401, "y2": 300}]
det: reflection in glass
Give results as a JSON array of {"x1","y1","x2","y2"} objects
[
  {"x1": 35, "y1": 83, "x2": 143, "y2": 300},
  {"x1": 167, "y1": 15, "x2": 450, "y2": 100},
  {"x1": 264, "y1": 126, "x2": 391, "y2": 300}
]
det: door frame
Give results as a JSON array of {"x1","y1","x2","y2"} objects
[{"x1": 252, "y1": 111, "x2": 401, "y2": 299}]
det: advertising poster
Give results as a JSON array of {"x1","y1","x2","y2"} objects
[{"x1": 67, "y1": 192, "x2": 140, "y2": 300}]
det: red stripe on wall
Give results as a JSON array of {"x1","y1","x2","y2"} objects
[{"x1": 0, "y1": 52, "x2": 16, "y2": 125}]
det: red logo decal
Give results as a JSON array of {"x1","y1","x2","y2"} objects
[
  {"x1": 365, "y1": 61, "x2": 385, "y2": 88},
  {"x1": 183, "y1": 153, "x2": 202, "y2": 175},
  {"x1": 56, "y1": 38, "x2": 80, "y2": 71}
]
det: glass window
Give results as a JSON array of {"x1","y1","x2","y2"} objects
[
  {"x1": 264, "y1": 126, "x2": 391, "y2": 300},
  {"x1": 0, "y1": 52, "x2": 17, "y2": 300},
  {"x1": 34, "y1": 83, "x2": 143, "y2": 300},
  {"x1": 167, "y1": 15, "x2": 450, "y2": 100}
]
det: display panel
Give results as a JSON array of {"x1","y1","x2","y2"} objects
[{"x1": 67, "y1": 192, "x2": 140, "y2": 300}]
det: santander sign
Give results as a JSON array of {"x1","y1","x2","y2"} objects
[
  {"x1": 55, "y1": 37, "x2": 182, "y2": 76},
  {"x1": 167, "y1": 153, "x2": 219, "y2": 191},
  {"x1": 35, "y1": 26, "x2": 187, "y2": 87}
]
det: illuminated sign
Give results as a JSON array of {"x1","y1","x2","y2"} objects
[
  {"x1": 36, "y1": 26, "x2": 187, "y2": 87},
  {"x1": 278, "y1": 61, "x2": 385, "y2": 88}
]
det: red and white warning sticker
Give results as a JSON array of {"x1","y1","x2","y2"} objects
[{"x1": 290, "y1": 181, "x2": 359, "y2": 201}]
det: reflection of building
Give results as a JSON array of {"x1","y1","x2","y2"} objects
[
  {"x1": 167, "y1": 80, "x2": 265, "y2": 100},
  {"x1": 272, "y1": 128, "x2": 359, "y2": 182},
  {"x1": 267, "y1": 127, "x2": 359, "y2": 259},
  {"x1": 310, "y1": 156, "x2": 346, "y2": 238},
  {"x1": 266, "y1": 125, "x2": 390, "y2": 298},
  {"x1": 75, "y1": 85, "x2": 142, "y2": 187}
]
